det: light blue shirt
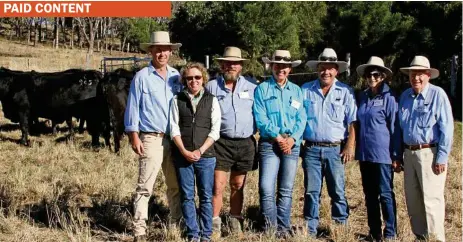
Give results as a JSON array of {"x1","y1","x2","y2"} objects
[
  {"x1": 124, "y1": 63, "x2": 183, "y2": 133},
  {"x1": 301, "y1": 79, "x2": 357, "y2": 142},
  {"x1": 206, "y1": 75, "x2": 257, "y2": 138},
  {"x1": 398, "y1": 83, "x2": 454, "y2": 164},
  {"x1": 253, "y1": 77, "x2": 307, "y2": 145}
]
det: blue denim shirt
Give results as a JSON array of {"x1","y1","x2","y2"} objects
[
  {"x1": 206, "y1": 75, "x2": 257, "y2": 138},
  {"x1": 253, "y1": 77, "x2": 306, "y2": 145},
  {"x1": 355, "y1": 83, "x2": 402, "y2": 164},
  {"x1": 301, "y1": 79, "x2": 357, "y2": 142},
  {"x1": 124, "y1": 63, "x2": 183, "y2": 133},
  {"x1": 399, "y1": 83, "x2": 454, "y2": 164}
]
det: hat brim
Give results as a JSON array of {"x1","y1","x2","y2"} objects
[
  {"x1": 356, "y1": 64, "x2": 392, "y2": 78},
  {"x1": 262, "y1": 57, "x2": 301, "y2": 67},
  {"x1": 215, "y1": 57, "x2": 248, "y2": 62},
  {"x1": 306, "y1": 60, "x2": 348, "y2": 73},
  {"x1": 399, "y1": 66, "x2": 439, "y2": 79},
  {"x1": 140, "y1": 43, "x2": 182, "y2": 53}
]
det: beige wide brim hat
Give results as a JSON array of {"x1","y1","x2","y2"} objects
[
  {"x1": 356, "y1": 56, "x2": 392, "y2": 77},
  {"x1": 139, "y1": 31, "x2": 182, "y2": 53},
  {"x1": 215, "y1": 46, "x2": 248, "y2": 62},
  {"x1": 262, "y1": 49, "x2": 301, "y2": 68},
  {"x1": 400, "y1": 55, "x2": 439, "y2": 79},
  {"x1": 306, "y1": 48, "x2": 348, "y2": 73}
]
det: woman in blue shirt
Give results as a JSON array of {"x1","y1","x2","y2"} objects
[{"x1": 355, "y1": 56, "x2": 402, "y2": 241}]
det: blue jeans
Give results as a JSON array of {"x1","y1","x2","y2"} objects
[
  {"x1": 302, "y1": 145, "x2": 349, "y2": 235},
  {"x1": 259, "y1": 141, "x2": 299, "y2": 234},
  {"x1": 360, "y1": 161, "x2": 397, "y2": 239},
  {"x1": 174, "y1": 155, "x2": 215, "y2": 241}
]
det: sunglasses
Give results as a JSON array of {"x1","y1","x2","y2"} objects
[
  {"x1": 365, "y1": 72, "x2": 382, "y2": 79},
  {"x1": 185, "y1": 75, "x2": 202, "y2": 81},
  {"x1": 274, "y1": 56, "x2": 291, "y2": 62},
  {"x1": 320, "y1": 56, "x2": 338, "y2": 61}
]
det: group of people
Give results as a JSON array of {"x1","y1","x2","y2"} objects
[{"x1": 124, "y1": 31, "x2": 454, "y2": 242}]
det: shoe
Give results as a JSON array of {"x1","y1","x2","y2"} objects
[
  {"x1": 134, "y1": 234, "x2": 147, "y2": 242},
  {"x1": 227, "y1": 216, "x2": 242, "y2": 234},
  {"x1": 212, "y1": 216, "x2": 222, "y2": 239}
]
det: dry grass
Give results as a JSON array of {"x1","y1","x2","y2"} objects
[
  {"x1": 0, "y1": 38, "x2": 184, "y2": 72},
  {"x1": 0, "y1": 112, "x2": 461, "y2": 242}
]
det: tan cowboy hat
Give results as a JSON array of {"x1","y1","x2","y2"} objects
[
  {"x1": 400, "y1": 55, "x2": 439, "y2": 79},
  {"x1": 356, "y1": 56, "x2": 392, "y2": 77},
  {"x1": 139, "y1": 31, "x2": 182, "y2": 53},
  {"x1": 262, "y1": 50, "x2": 302, "y2": 67},
  {"x1": 306, "y1": 48, "x2": 349, "y2": 73},
  {"x1": 215, "y1": 47, "x2": 248, "y2": 62}
]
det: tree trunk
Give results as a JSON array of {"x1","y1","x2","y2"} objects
[
  {"x1": 61, "y1": 17, "x2": 66, "y2": 48},
  {"x1": 54, "y1": 17, "x2": 59, "y2": 49},
  {"x1": 34, "y1": 19, "x2": 38, "y2": 46},
  {"x1": 38, "y1": 18, "x2": 42, "y2": 42},
  {"x1": 27, "y1": 19, "x2": 31, "y2": 45},
  {"x1": 70, "y1": 18, "x2": 74, "y2": 49}
]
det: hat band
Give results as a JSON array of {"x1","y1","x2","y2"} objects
[
  {"x1": 411, "y1": 64, "x2": 431, "y2": 69},
  {"x1": 320, "y1": 56, "x2": 337, "y2": 61},
  {"x1": 274, "y1": 56, "x2": 291, "y2": 62},
  {"x1": 222, "y1": 55, "x2": 243, "y2": 59}
]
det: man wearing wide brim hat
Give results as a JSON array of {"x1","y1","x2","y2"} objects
[
  {"x1": 126, "y1": 31, "x2": 184, "y2": 242},
  {"x1": 254, "y1": 49, "x2": 307, "y2": 236},
  {"x1": 300, "y1": 47, "x2": 357, "y2": 237},
  {"x1": 207, "y1": 46, "x2": 257, "y2": 237},
  {"x1": 262, "y1": 49, "x2": 302, "y2": 68},
  {"x1": 139, "y1": 31, "x2": 182, "y2": 53},
  {"x1": 306, "y1": 47, "x2": 349, "y2": 73},
  {"x1": 398, "y1": 55, "x2": 453, "y2": 242}
]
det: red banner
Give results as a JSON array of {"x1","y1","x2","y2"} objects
[{"x1": 0, "y1": 1, "x2": 171, "y2": 17}]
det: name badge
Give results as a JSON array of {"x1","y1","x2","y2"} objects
[
  {"x1": 373, "y1": 100, "x2": 383, "y2": 106},
  {"x1": 239, "y1": 91, "x2": 250, "y2": 99},
  {"x1": 291, "y1": 99, "x2": 301, "y2": 109}
]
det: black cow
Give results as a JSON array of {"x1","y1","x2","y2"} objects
[
  {"x1": 0, "y1": 67, "x2": 103, "y2": 146},
  {"x1": 98, "y1": 68, "x2": 135, "y2": 153}
]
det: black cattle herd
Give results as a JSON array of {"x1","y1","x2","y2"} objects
[{"x1": 0, "y1": 67, "x2": 135, "y2": 152}]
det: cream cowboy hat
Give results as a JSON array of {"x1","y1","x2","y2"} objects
[
  {"x1": 139, "y1": 31, "x2": 182, "y2": 53},
  {"x1": 262, "y1": 50, "x2": 302, "y2": 67},
  {"x1": 400, "y1": 55, "x2": 439, "y2": 79},
  {"x1": 306, "y1": 48, "x2": 348, "y2": 73},
  {"x1": 356, "y1": 56, "x2": 392, "y2": 77},
  {"x1": 215, "y1": 47, "x2": 248, "y2": 62}
]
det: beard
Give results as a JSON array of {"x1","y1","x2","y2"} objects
[{"x1": 224, "y1": 71, "x2": 239, "y2": 82}]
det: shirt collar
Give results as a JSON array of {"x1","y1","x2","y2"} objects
[
  {"x1": 312, "y1": 78, "x2": 342, "y2": 91},
  {"x1": 410, "y1": 82, "x2": 431, "y2": 99},
  {"x1": 365, "y1": 82, "x2": 390, "y2": 97},
  {"x1": 270, "y1": 76, "x2": 291, "y2": 90},
  {"x1": 147, "y1": 61, "x2": 175, "y2": 75},
  {"x1": 219, "y1": 75, "x2": 244, "y2": 91}
]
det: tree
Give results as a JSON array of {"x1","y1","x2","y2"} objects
[{"x1": 75, "y1": 17, "x2": 102, "y2": 54}]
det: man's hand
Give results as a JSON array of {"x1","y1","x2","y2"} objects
[
  {"x1": 131, "y1": 135, "x2": 145, "y2": 156},
  {"x1": 433, "y1": 163, "x2": 446, "y2": 175},
  {"x1": 340, "y1": 145, "x2": 354, "y2": 164},
  {"x1": 392, "y1": 160, "x2": 403, "y2": 173}
]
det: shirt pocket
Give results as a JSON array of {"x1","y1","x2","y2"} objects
[
  {"x1": 417, "y1": 108, "x2": 436, "y2": 128},
  {"x1": 329, "y1": 103, "x2": 345, "y2": 123},
  {"x1": 264, "y1": 97, "x2": 279, "y2": 115},
  {"x1": 217, "y1": 95, "x2": 231, "y2": 114},
  {"x1": 304, "y1": 100, "x2": 318, "y2": 119}
]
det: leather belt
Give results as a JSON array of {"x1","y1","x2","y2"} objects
[
  {"x1": 140, "y1": 131, "x2": 165, "y2": 138},
  {"x1": 305, "y1": 141, "x2": 342, "y2": 147},
  {"x1": 405, "y1": 143, "x2": 436, "y2": 151}
]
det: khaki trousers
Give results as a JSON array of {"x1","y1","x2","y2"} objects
[
  {"x1": 404, "y1": 147, "x2": 446, "y2": 242},
  {"x1": 133, "y1": 134, "x2": 182, "y2": 236}
]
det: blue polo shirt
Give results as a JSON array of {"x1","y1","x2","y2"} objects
[{"x1": 355, "y1": 83, "x2": 402, "y2": 164}]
